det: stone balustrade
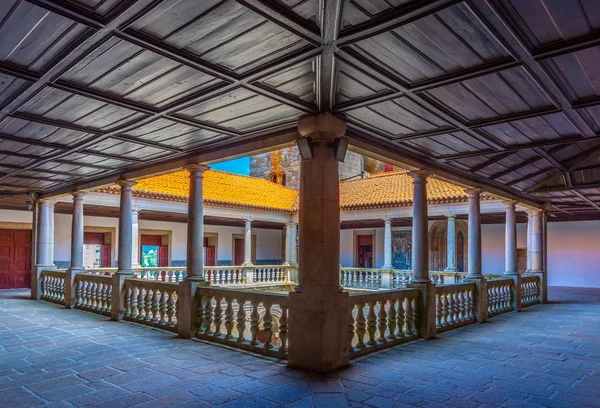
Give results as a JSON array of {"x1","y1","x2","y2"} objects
[
  {"x1": 340, "y1": 268, "x2": 383, "y2": 289},
  {"x1": 348, "y1": 288, "x2": 420, "y2": 358},
  {"x1": 205, "y1": 266, "x2": 245, "y2": 285},
  {"x1": 85, "y1": 268, "x2": 118, "y2": 276},
  {"x1": 521, "y1": 275, "x2": 541, "y2": 307},
  {"x1": 123, "y1": 278, "x2": 179, "y2": 332},
  {"x1": 435, "y1": 282, "x2": 476, "y2": 332},
  {"x1": 75, "y1": 273, "x2": 112, "y2": 316},
  {"x1": 40, "y1": 270, "x2": 66, "y2": 304},
  {"x1": 195, "y1": 287, "x2": 289, "y2": 358},
  {"x1": 487, "y1": 278, "x2": 513, "y2": 317},
  {"x1": 252, "y1": 265, "x2": 293, "y2": 284},
  {"x1": 135, "y1": 267, "x2": 187, "y2": 282}
]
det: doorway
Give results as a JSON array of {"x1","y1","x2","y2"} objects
[
  {"x1": 140, "y1": 235, "x2": 168, "y2": 267},
  {"x1": 0, "y1": 229, "x2": 31, "y2": 289},
  {"x1": 356, "y1": 235, "x2": 374, "y2": 268},
  {"x1": 84, "y1": 232, "x2": 111, "y2": 268}
]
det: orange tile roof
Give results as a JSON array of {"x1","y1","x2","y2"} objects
[
  {"x1": 98, "y1": 170, "x2": 299, "y2": 213},
  {"x1": 96, "y1": 170, "x2": 488, "y2": 213},
  {"x1": 339, "y1": 171, "x2": 489, "y2": 210}
]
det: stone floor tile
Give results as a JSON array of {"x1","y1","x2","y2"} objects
[
  {"x1": 312, "y1": 393, "x2": 351, "y2": 407},
  {"x1": 196, "y1": 388, "x2": 244, "y2": 405},
  {"x1": 38, "y1": 384, "x2": 95, "y2": 402},
  {"x1": 261, "y1": 384, "x2": 311, "y2": 404},
  {"x1": 90, "y1": 392, "x2": 154, "y2": 408}
]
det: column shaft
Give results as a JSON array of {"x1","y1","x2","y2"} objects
[
  {"x1": 410, "y1": 172, "x2": 430, "y2": 283},
  {"x1": 70, "y1": 193, "x2": 85, "y2": 270},
  {"x1": 186, "y1": 165, "x2": 209, "y2": 280},
  {"x1": 243, "y1": 219, "x2": 253, "y2": 266},
  {"x1": 531, "y1": 210, "x2": 542, "y2": 272},
  {"x1": 48, "y1": 202, "x2": 55, "y2": 267},
  {"x1": 466, "y1": 189, "x2": 482, "y2": 279},
  {"x1": 132, "y1": 209, "x2": 140, "y2": 268},
  {"x1": 382, "y1": 218, "x2": 392, "y2": 270},
  {"x1": 504, "y1": 201, "x2": 518, "y2": 275},
  {"x1": 284, "y1": 224, "x2": 293, "y2": 264},
  {"x1": 290, "y1": 223, "x2": 298, "y2": 265},
  {"x1": 117, "y1": 181, "x2": 136, "y2": 275},
  {"x1": 526, "y1": 214, "x2": 533, "y2": 272},
  {"x1": 36, "y1": 201, "x2": 52, "y2": 267},
  {"x1": 445, "y1": 215, "x2": 457, "y2": 272}
]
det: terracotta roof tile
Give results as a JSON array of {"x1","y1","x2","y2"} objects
[{"x1": 97, "y1": 170, "x2": 488, "y2": 213}]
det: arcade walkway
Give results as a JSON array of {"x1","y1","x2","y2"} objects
[{"x1": 1, "y1": 287, "x2": 598, "y2": 408}]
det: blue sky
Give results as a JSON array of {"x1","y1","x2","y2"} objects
[{"x1": 210, "y1": 156, "x2": 250, "y2": 175}]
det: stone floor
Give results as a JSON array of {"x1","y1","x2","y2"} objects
[{"x1": 1, "y1": 287, "x2": 599, "y2": 408}]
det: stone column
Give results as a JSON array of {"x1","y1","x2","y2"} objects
[
  {"x1": 465, "y1": 188, "x2": 487, "y2": 323},
  {"x1": 290, "y1": 223, "x2": 298, "y2": 265},
  {"x1": 382, "y1": 217, "x2": 393, "y2": 270},
  {"x1": 466, "y1": 189, "x2": 483, "y2": 280},
  {"x1": 444, "y1": 215, "x2": 457, "y2": 272},
  {"x1": 531, "y1": 209, "x2": 542, "y2": 273},
  {"x1": 48, "y1": 201, "x2": 55, "y2": 267},
  {"x1": 503, "y1": 201, "x2": 521, "y2": 311},
  {"x1": 284, "y1": 223, "x2": 293, "y2": 264},
  {"x1": 111, "y1": 180, "x2": 137, "y2": 321},
  {"x1": 30, "y1": 198, "x2": 39, "y2": 299},
  {"x1": 131, "y1": 208, "x2": 140, "y2": 268},
  {"x1": 406, "y1": 171, "x2": 436, "y2": 339},
  {"x1": 541, "y1": 208, "x2": 549, "y2": 304},
  {"x1": 33, "y1": 199, "x2": 56, "y2": 299},
  {"x1": 179, "y1": 164, "x2": 210, "y2": 338},
  {"x1": 526, "y1": 212, "x2": 533, "y2": 272},
  {"x1": 504, "y1": 201, "x2": 518, "y2": 276},
  {"x1": 242, "y1": 218, "x2": 253, "y2": 266},
  {"x1": 288, "y1": 113, "x2": 349, "y2": 371},
  {"x1": 66, "y1": 192, "x2": 86, "y2": 308},
  {"x1": 409, "y1": 171, "x2": 430, "y2": 284}
]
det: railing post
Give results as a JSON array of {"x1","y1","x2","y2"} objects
[
  {"x1": 510, "y1": 274, "x2": 523, "y2": 312},
  {"x1": 407, "y1": 282, "x2": 436, "y2": 339},
  {"x1": 473, "y1": 278, "x2": 488, "y2": 323},
  {"x1": 381, "y1": 269, "x2": 392, "y2": 289},
  {"x1": 535, "y1": 271, "x2": 547, "y2": 305},
  {"x1": 245, "y1": 266, "x2": 254, "y2": 284},
  {"x1": 111, "y1": 274, "x2": 128, "y2": 320}
]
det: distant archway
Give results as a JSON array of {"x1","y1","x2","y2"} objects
[{"x1": 428, "y1": 219, "x2": 468, "y2": 272}]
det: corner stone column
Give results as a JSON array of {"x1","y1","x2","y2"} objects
[
  {"x1": 503, "y1": 200, "x2": 521, "y2": 311},
  {"x1": 284, "y1": 223, "x2": 294, "y2": 264},
  {"x1": 242, "y1": 218, "x2": 253, "y2": 266},
  {"x1": 48, "y1": 201, "x2": 55, "y2": 268},
  {"x1": 444, "y1": 214, "x2": 457, "y2": 272},
  {"x1": 526, "y1": 212, "x2": 533, "y2": 272},
  {"x1": 33, "y1": 200, "x2": 56, "y2": 299},
  {"x1": 111, "y1": 180, "x2": 137, "y2": 321},
  {"x1": 531, "y1": 209, "x2": 542, "y2": 273},
  {"x1": 407, "y1": 171, "x2": 436, "y2": 339},
  {"x1": 465, "y1": 188, "x2": 487, "y2": 323},
  {"x1": 382, "y1": 217, "x2": 393, "y2": 270},
  {"x1": 179, "y1": 164, "x2": 210, "y2": 339},
  {"x1": 290, "y1": 223, "x2": 298, "y2": 265},
  {"x1": 288, "y1": 113, "x2": 349, "y2": 371},
  {"x1": 541, "y1": 207, "x2": 549, "y2": 304},
  {"x1": 132, "y1": 208, "x2": 140, "y2": 268},
  {"x1": 66, "y1": 192, "x2": 86, "y2": 308}
]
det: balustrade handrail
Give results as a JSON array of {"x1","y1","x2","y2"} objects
[{"x1": 349, "y1": 288, "x2": 420, "y2": 302}]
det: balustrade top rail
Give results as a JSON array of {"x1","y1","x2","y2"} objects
[{"x1": 349, "y1": 288, "x2": 420, "y2": 303}]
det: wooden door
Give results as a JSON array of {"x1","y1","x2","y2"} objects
[
  {"x1": 158, "y1": 245, "x2": 168, "y2": 267},
  {"x1": 205, "y1": 247, "x2": 215, "y2": 266},
  {"x1": 101, "y1": 245, "x2": 111, "y2": 268},
  {"x1": 234, "y1": 238, "x2": 244, "y2": 266},
  {"x1": 0, "y1": 230, "x2": 32, "y2": 289}
]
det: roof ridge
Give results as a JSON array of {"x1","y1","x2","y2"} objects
[{"x1": 207, "y1": 168, "x2": 299, "y2": 192}]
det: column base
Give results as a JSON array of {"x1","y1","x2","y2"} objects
[
  {"x1": 184, "y1": 276, "x2": 208, "y2": 283},
  {"x1": 241, "y1": 262, "x2": 254, "y2": 267},
  {"x1": 406, "y1": 282, "x2": 436, "y2": 339},
  {"x1": 178, "y1": 280, "x2": 210, "y2": 338},
  {"x1": 381, "y1": 265, "x2": 393, "y2": 271},
  {"x1": 463, "y1": 275, "x2": 484, "y2": 281},
  {"x1": 409, "y1": 277, "x2": 432, "y2": 284},
  {"x1": 444, "y1": 267, "x2": 458, "y2": 272},
  {"x1": 287, "y1": 290, "x2": 350, "y2": 372}
]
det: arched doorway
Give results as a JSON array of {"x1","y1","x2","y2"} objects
[{"x1": 428, "y1": 219, "x2": 468, "y2": 272}]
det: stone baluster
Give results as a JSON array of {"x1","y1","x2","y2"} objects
[
  {"x1": 387, "y1": 300, "x2": 397, "y2": 341},
  {"x1": 377, "y1": 300, "x2": 387, "y2": 342},
  {"x1": 263, "y1": 302, "x2": 273, "y2": 349},
  {"x1": 224, "y1": 298, "x2": 234, "y2": 340},
  {"x1": 355, "y1": 303, "x2": 366, "y2": 349},
  {"x1": 396, "y1": 300, "x2": 406, "y2": 338},
  {"x1": 236, "y1": 300, "x2": 247, "y2": 342},
  {"x1": 250, "y1": 300, "x2": 260, "y2": 346},
  {"x1": 279, "y1": 305, "x2": 288, "y2": 353},
  {"x1": 166, "y1": 291, "x2": 176, "y2": 327}
]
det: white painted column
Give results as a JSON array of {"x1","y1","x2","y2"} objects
[
  {"x1": 531, "y1": 209, "x2": 542, "y2": 272},
  {"x1": 131, "y1": 208, "x2": 140, "y2": 268},
  {"x1": 466, "y1": 188, "x2": 483, "y2": 279},
  {"x1": 243, "y1": 218, "x2": 253, "y2": 266},
  {"x1": 48, "y1": 201, "x2": 55, "y2": 267},
  {"x1": 36, "y1": 200, "x2": 53, "y2": 267},
  {"x1": 382, "y1": 217, "x2": 393, "y2": 270},
  {"x1": 409, "y1": 171, "x2": 430, "y2": 283},
  {"x1": 284, "y1": 223, "x2": 293, "y2": 264},
  {"x1": 186, "y1": 165, "x2": 209, "y2": 281},
  {"x1": 69, "y1": 192, "x2": 86, "y2": 272},
  {"x1": 444, "y1": 214, "x2": 457, "y2": 272},
  {"x1": 116, "y1": 180, "x2": 137, "y2": 275},
  {"x1": 290, "y1": 223, "x2": 298, "y2": 265},
  {"x1": 526, "y1": 212, "x2": 533, "y2": 272},
  {"x1": 504, "y1": 200, "x2": 518, "y2": 275}
]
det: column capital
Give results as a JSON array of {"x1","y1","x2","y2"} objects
[
  {"x1": 185, "y1": 164, "x2": 210, "y2": 175},
  {"x1": 407, "y1": 170, "x2": 430, "y2": 182},
  {"x1": 298, "y1": 112, "x2": 346, "y2": 143},
  {"x1": 383, "y1": 216, "x2": 393, "y2": 223},
  {"x1": 117, "y1": 179, "x2": 137, "y2": 190},
  {"x1": 445, "y1": 214, "x2": 456, "y2": 219},
  {"x1": 71, "y1": 191, "x2": 87, "y2": 200},
  {"x1": 526, "y1": 208, "x2": 543, "y2": 215},
  {"x1": 503, "y1": 199, "x2": 517, "y2": 208},
  {"x1": 285, "y1": 222, "x2": 296, "y2": 228},
  {"x1": 465, "y1": 188, "x2": 482, "y2": 198},
  {"x1": 244, "y1": 217, "x2": 253, "y2": 224}
]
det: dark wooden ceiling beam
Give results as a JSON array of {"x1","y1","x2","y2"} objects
[
  {"x1": 337, "y1": 0, "x2": 461, "y2": 46},
  {"x1": 468, "y1": 106, "x2": 561, "y2": 129},
  {"x1": 573, "y1": 190, "x2": 600, "y2": 211},
  {"x1": 27, "y1": 0, "x2": 105, "y2": 28},
  {"x1": 0, "y1": 163, "x2": 81, "y2": 177},
  {"x1": 468, "y1": 152, "x2": 514, "y2": 173},
  {"x1": 232, "y1": 0, "x2": 322, "y2": 46},
  {"x1": 534, "y1": 182, "x2": 600, "y2": 193},
  {"x1": 316, "y1": 0, "x2": 343, "y2": 112},
  {"x1": 533, "y1": 30, "x2": 600, "y2": 61},
  {"x1": 506, "y1": 167, "x2": 553, "y2": 187}
]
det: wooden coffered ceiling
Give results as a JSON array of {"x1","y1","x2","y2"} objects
[{"x1": 0, "y1": 0, "x2": 600, "y2": 218}]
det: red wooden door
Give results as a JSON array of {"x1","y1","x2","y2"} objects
[
  {"x1": 205, "y1": 247, "x2": 215, "y2": 266},
  {"x1": 158, "y1": 245, "x2": 168, "y2": 267},
  {"x1": 101, "y1": 245, "x2": 111, "y2": 268},
  {"x1": 0, "y1": 230, "x2": 32, "y2": 289},
  {"x1": 234, "y1": 238, "x2": 244, "y2": 266}
]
